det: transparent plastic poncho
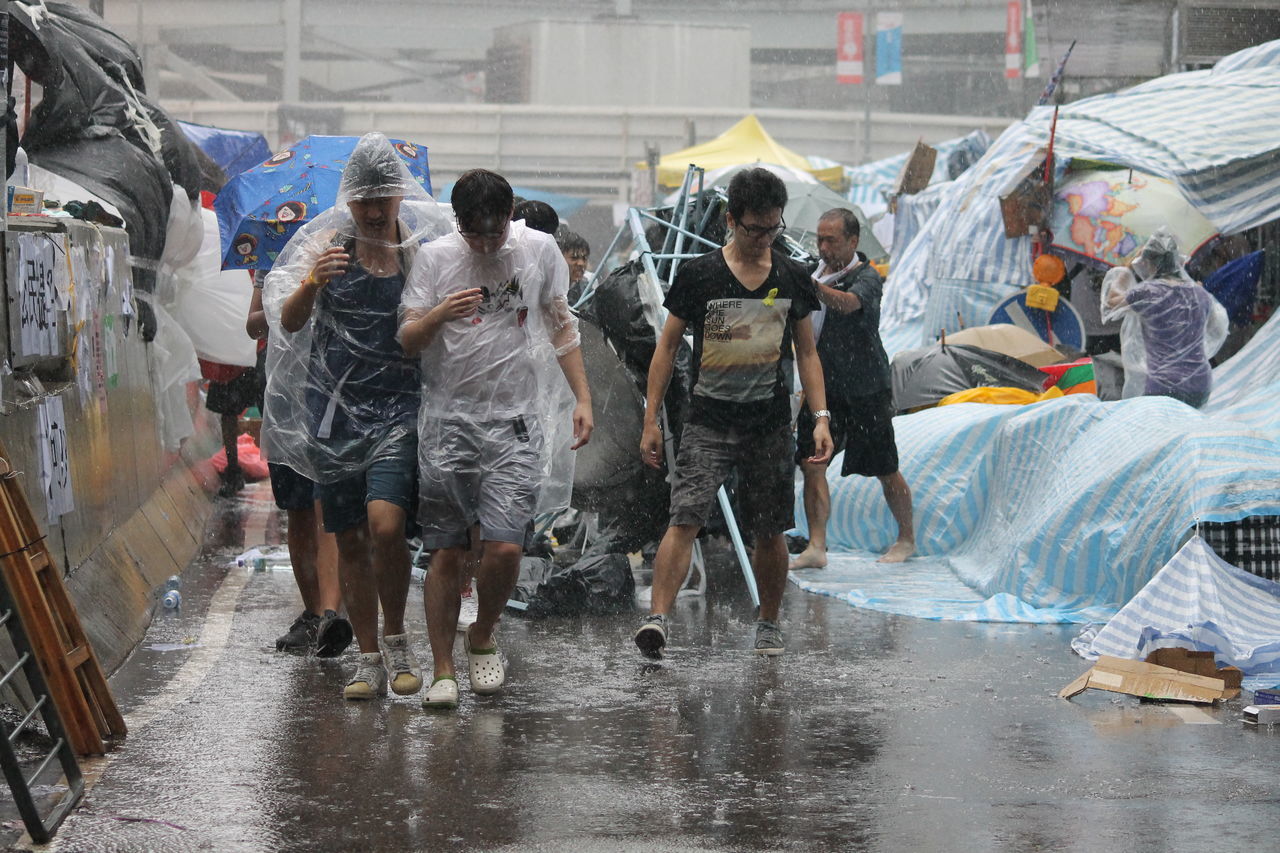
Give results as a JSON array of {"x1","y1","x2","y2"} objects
[
  {"x1": 261, "y1": 133, "x2": 452, "y2": 482},
  {"x1": 400, "y1": 219, "x2": 581, "y2": 521},
  {"x1": 1100, "y1": 228, "x2": 1227, "y2": 400}
]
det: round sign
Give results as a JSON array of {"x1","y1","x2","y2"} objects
[{"x1": 989, "y1": 290, "x2": 1088, "y2": 350}]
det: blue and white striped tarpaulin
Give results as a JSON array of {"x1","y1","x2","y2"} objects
[
  {"x1": 880, "y1": 39, "x2": 1280, "y2": 345},
  {"x1": 791, "y1": 308, "x2": 1280, "y2": 623},
  {"x1": 1070, "y1": 536, "x2": 1280, "y2": 677}
]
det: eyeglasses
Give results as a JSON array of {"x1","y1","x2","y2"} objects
[
  {"x1": 737, "y1": 218, "x2": 786, "y2": 238},
  {"x1": 456, "y1": 216, "x2": 508, "y2": 240}
]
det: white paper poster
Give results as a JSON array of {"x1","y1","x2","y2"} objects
[
  {"x1": 36, "y1": 396, "x2": 74, "y2": 519},
  {"x1": 16, "y1": 233, "x2": 60, "y2": 357}
]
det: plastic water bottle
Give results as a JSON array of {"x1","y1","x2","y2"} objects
[
  {"x1": 162, "y1": 589, "x2": 181, "y2": 609},
  {"x1": 165, "y1": 575, "x2": 181, "y2": 591}
]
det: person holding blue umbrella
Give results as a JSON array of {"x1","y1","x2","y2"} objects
[{"x1": 263, "y1": 133, "x2": 452, "y2": 701}]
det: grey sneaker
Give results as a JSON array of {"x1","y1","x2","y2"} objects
[
  {"x1": 633, "y1": 613, "x2": 668, "y2": 659},
  {"x1": 343, "y1": 653, "x2": 387, "y2": 700},
  {"x1": 382, "y1": 633, "x2": 423, "y2": 696},
  {"x1": 753, "y1": 620, "x2": 785, "y2": 656}
]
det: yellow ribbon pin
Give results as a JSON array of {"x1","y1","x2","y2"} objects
[{"x1": 762, "y1": 287, "x2": 779, "y2": 306}]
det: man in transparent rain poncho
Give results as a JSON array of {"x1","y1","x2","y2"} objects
[
  {"x1": 1102, "y1": 226, "x2": 1228, "y2": 408},
  {"x1": 399, "y1": 168, "x2": 593, "y2": 710},
  {"x1": 263, "y1": 133, "x2": 452, "y2": 700}
]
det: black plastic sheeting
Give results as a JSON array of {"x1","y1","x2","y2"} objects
[
  {"x1": 890, "y1": 342, "x2": 1051, "y2": 413},
  {"x1": 10, "y1": 2, "x2": 202, "y2": 295},
  {"x1": 509, "y1": 554, "x2": 635, "y2": 618},
  {"x1": 571, "y1": 261, "x2": 701, "y2": 552}
]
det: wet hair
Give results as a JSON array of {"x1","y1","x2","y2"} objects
[
  {"x1": 513, "y1": 199, "x2": 559, "y2": 235},
  {"x1": 558, "y1": 230, "x2": 590, "y2": 258},
  {"x1": 452, "y1": 169, "x2": 514, "y2": 231},
  {"x1": 726, "y1": 168, "x2": 787, "y2": 222},
  {"x1": 819, "y1": 208, "x2": 860, "y2": 239}
]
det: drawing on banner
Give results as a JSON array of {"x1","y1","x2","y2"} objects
[
  {"x1": 16, "y1": 233, "x2": 60, "y2": 357},
  {"x1": 37, "y1": 396, "x2": 74, "y2": 519}
]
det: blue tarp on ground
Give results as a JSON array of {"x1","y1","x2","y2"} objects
[
  {"x1": 1071, "y1": 536, "x2": 1280, "y2": 676},
  {"x1": 791, "y1": 307, "x2": 1280, "y2": 625}
]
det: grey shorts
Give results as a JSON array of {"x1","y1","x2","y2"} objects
[
  {"x1": 418, "y1": 415, "x2": 543, "y2": 549},
  {"x1": 669, "y1": 421, "x2": 795, "y2": 537}
]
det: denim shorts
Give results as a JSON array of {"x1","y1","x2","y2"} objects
[
  {"x1": 669, "y1": 421, "x2": 795, "y2": 537},
  {"x1": 316, "y1": 433, "x2": 417, "y2": 533}
]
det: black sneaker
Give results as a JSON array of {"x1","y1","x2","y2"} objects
[
  {"x1": 633, "y1": 613, "x2": 668, "y2": 659},
  {"x1": 315, "y1": 610, "x2": 354, "y2": 658},
  {"x1": 276, "y1": 611, "x2": 320, "y2": 652}
]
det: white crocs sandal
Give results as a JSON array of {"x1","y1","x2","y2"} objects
[
  {"x1": 421, "y1": 675, "x2": 459, "y2": 710},
  {"x1": 465, "y1": 629, "x2": 505, "y2": 696}
]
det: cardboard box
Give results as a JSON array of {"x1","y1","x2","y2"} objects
[
  {"x1": 1060, "y1": 655, "x2": 1231, "y2": 704},
  {"x1": 998, "y1": 148, "x2": 1050, "y2": 238},
  {"x1": 1242, "y1": 705, "x2": 1280, "y2": 725},
  {"x1": 1145, "y1": 648, "x2": 1218, "y2": 678},
  {"x1": 1252, "y1": 687, "x2": 1280, "y2": 705},
  {"x1": 7, "y1": 185, "x2": 45, "y2": 215},
  {"x1": 1144, "y1": 647, "x2": 1242, "y2": 694}
]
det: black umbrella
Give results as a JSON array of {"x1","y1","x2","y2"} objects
[{"x1": 890, "y1": 343, "x2": 1050, "y2": 413}]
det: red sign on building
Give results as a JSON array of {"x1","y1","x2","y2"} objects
[
  {"x1": 837, "y1": 12, "x2": 864, "y2": 84},
  {"x1": 1005, "y1": 0, "x2": 1023, "y2": 79}
]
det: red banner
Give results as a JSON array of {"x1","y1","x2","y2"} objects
[
  {"x1": 837, "y1": 12, "x2": 864, "y2": 84},
  {"x1": 1005, "y1": 0, "x2": 1023, "y2": 79}
]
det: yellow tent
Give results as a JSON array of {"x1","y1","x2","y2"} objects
[{"x1": 643, "y1": 114, "x2": 845, "y2": 190}]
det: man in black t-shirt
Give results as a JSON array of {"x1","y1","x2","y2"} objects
[
  {"x1": 791, "y1": 208, "x2": 915, "y2": 569},
  {"x1": 634, "y1": 168, "x2": 833, "y2": 659}
]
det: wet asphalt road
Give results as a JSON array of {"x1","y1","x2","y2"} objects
[{"x1": 13, "y1": 482, "x2": 1279, "y2": 852}]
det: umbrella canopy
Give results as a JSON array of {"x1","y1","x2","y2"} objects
[
  {"x1": 890, "y1": 342, "x2": 1051, "y2": 413},
  {"x1": 178, "y1": 120, "x2": 272, "y2": 180},
  {"x1": 1050, "y1": 168, "x2": 1218, "y2": 269},
  {"x1": 645, "y1": 115, "x2": 844, "y2": 189},
  {"x1": 214, "y1": 135, "x2": 432, "y2": 270},
  {"x1": 435, "y1": 183, "x2": 588, "y2": 220},
  {"x1": 781, "y1": 180, "x2": 887, "y2": 262}
]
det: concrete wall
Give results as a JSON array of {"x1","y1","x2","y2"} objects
[{"x1": 0, "y1": 221, "x2": 219, "y2": 677}]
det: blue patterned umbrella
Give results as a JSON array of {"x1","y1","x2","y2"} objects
[{"x1": 214, "y1": 135, "x2": 431, "y2": 270}]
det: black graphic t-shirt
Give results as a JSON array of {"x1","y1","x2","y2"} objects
[{"x1": 665, "y1": 248, "x2": 818, "y2": 434}]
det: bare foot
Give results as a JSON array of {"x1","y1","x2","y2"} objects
[
  {"x1": 788, "y1": 547, "x2": 828, "y2": 570},
  {"x1": 877, "y1": 539, "x2": 915, "y2": 563}
]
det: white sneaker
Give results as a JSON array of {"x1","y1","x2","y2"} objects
[
  {"x1": 343, "y1": 653, "x2": 387, "y2": 700},
  {"x1": 382, "y1": 633, "x2": 423, "y2": 696}
]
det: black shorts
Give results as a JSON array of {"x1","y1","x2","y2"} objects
[
  {"x1": 205, "y1": 365, "x2": 264, "y2": 416},
  {"x1": 268, "y1": 462, "x2": 316, "y2": 512},
  {"x1": 795, "y1": 389, "x2": 899, "y2": 478}
]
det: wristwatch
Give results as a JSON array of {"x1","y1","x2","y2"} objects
[{"x1": 812, "y1": 409, "x2": 831, "y2": 420}]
